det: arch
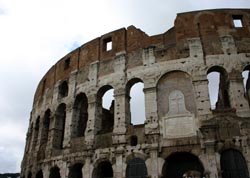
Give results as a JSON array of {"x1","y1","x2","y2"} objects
[
  {"x1": 33, "y1": 116, "x2": 40, "y2": 148},
  {"x1": 125, "y1": 78, "x2": 145, "y2": 125},
  {"x1": 49, "y1": 166, "x2": 60, "y2": 178},
  {"x1": 220, "y1": 149, "x2": 249, "y2": 178},
  {"x1": 207, "y1": 66, "x2": 230, "y2": 110},
  {"x1": 53, "y1": 103, "x2": 66, "y2": 149},
  {"x1": 157, "y1": 71, "x2": 196, "y2": 118},
  {"x1": 242, "y1": 65, "x2": 250, "y2": 106},
  {"x1": 97, "y1": 85, "x2": 114, "y2": 134},
  {"x1": 58, "y1": 81, "x2": 68, "y2": 98},
  {"x1": 36, "y1": 170, "x2": 43, "y2": 178},
  {"x1": 72, "y1": 93, "x2": 88, "y2": 137},
  {"x1": 40, "y1": 109, "x2": 51, "y2": 145},
  {"x1": 92, "y1": 160, "x2": 113, "y2": 178},
  {"x1": 126, "y1": 157, "x2": 147, "y2": 178},
  {"x1": 27, "y1": 172, "x2": 32, "y2": 178},
  {"x1": 68, "y1": 163, "x2": 83, "y2": 178},
  {"x1": 162, "y1": 152, "x2": 204, "y2": 178}
]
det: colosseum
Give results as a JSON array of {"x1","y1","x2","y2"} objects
[{"x1": 21, "y1": 9, "x2": 250, "y2": 178}]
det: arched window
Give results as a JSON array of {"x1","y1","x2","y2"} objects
[
  {"x1": 68, "y1": 163, "x2": 83, "y2": 178},
  {"x1": 126, "y1": 79, "x2": 145, "y2": 125},
  {"x1": 53, "y1": 104, "x2": 66, "y2": 149},
  {"x1": 126, "y1": 158, "x2": 147, "y2": 178},
  {"x1": 49, "y1": 166, "x2": 60, "y2": 178},
  {"x1": 40, "y1": 109, "x2": 51, "y2": 145},
  {"x1": 72, "y1": 93, "x2": 88, "y2": 137},
  {"x1": 207, "y1": 66, "x2": 230, "y2": 110},
  {"x1": 58, "y1": 81, "x2": 68, "y2": 98},
  {"x1": 36, "y1": 170, "x2": 43, "y2": 178},
  {"x1": 221, "y1": 149, "x2": 249, "y2": 178},
  {"x1": 162, "y1": 152, "x2": 204, "y2": 178},
  {"x1": 130, "y1": 135, "x2": 138, "y2": 146},
  {"x1": 28, "y1": 172, "x2": 32, "y2": 178},
  {"x1": 242, "y1": 65, "x2": 250, "y2": 106},
  {"x1": 97, "y1": 85, "x2": 114, "y2": 134},
  {"x1": 93, "y1": 161, "x2": 113, "y2": 178},
  {"x1": 33, "y1": 116, "x2": 40, "y2": 148}
]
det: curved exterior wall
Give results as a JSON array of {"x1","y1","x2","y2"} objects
[{"x1": 21, "y1": 9, "x2": 250, "y2": 178}]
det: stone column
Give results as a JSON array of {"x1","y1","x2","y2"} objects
[
  {"x1": 192, "y1": 77, "x2": 212, "y2": 117},
  {"x1": 200, "y1": 125, "x2": 219, "y2": 178},
  {"x1": 114, "y1": 147, "x2": 124, "y2": 178},
  {"x1": 229, "y1": 75, "x2": 250, "y2": 117},
  {"x1": 63, "y1": 102, "x2": 73, "y2": 148},
  {"x1": 83, "y1": 150, "x2": 94, "y2": 178},
  {"x1": 144, "y1": 86, "x2": 159, "y2": 134},
  {"x1": 149, "y1": 145, "x2": 159, "y2": 178},
  {"x1": 112, "y1": 88, "x2": 128, "y2": 144},
  {"x1": 85, "y1": 94, "x2": 100, "y2": 146}
]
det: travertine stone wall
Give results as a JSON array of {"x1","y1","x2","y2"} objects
[{"x1": 22, "y1": 9, "x2": 250, "y2": 178}]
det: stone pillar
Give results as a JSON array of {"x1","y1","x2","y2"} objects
[
  {"x1": 83, "y1": 150, "x2": 94, "y2": 178},
  {"x1": 193, "y1": 77, "x2": 212, "y2": 117},
  {"x1": 85, "y1": 94, "x2": 100, "y2": 146},
  {"x1": 188, "y1": 37, "x2": 203, "y2": 58},
  {"x1": 144, "y1": 86, "x2": 159, "y2": 134},
  {"x1": 143, "y1": 46, "x2": 156, "y2": 66},
  {"x1": 63, "y1": 102, "x2": 73, "y2": 148},
  {"x1": 114, "y1": 147, "x2": 124, "y2": 178},
  {"x1": 229, "y1": 75, "x2": 250, "y2": 117},
  {"x1": 200, "y1": 125, "x2": 219, "y2": 178},
  {"x1": 149, "y1": 145, "x2": 159, "y2": 178},
  {"x1": 112, "y1": 88, "x2": 129, "y2": 144}
]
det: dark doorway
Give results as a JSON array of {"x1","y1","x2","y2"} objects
[
  {"x1": 49, "y1": 166, "x2": 60, "y2": 178},
  {"x1": 221, "y1": 149, "x2": 249, "y2": 178},
  {"x1": 68, "y1": 163, "x2": 83, "y2": 178},
  {"x1": 36, "y1": 170, "x2": 43, "y2": 178},
  {"x1": 162, "y1": 152, "x2": 204, "y2": 178},
  {"x1": 126, "y1": 158, "x2": 147, "y2": 178},
  {"x1": 93, "y1": 161, "x2": 113, "y2": 178}
]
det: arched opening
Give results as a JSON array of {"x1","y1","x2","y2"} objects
[
  {"x1": 93, "y1": 161, "x2": 113, "y2": 178},
  {"x1": 68, "y1": 163, "x2": 83, "y2": 178},
  {"x1": 49, "y1": 166, "x2": 60, "y2": 178},
  {"x1": 221, "y1": 149, "x2": 249, "y2": 178},
  {"x1": 28, "y1": 172, "x2": 32, "y2": 178},
  {"x1": 72, "y1": 93, "x2": 88, "y2": 137},
  {"x1": 36, "y1": 170, "x2": 43, "y2": 178},
  {"x1": 97, "y1": 85, "x2": 114, "y2": 134},
  {"x1": 126, "y1": 79, "x2": 145, "y2": 125},
  {"x1": 207, "y1": 72, "x2": 220, "y2": 110},
  {"x1": 58, "y1": 81, "x2": 68, "y2": 98},
  {"x1": 157, "y1": 71, "x2": 196, "y2": 118},
  {"x1": 130, "y1": 135, "x2": 138, "y2": 146},
  {"x1": 207, "y1": 66, "x2": 230, "y2": 110},
  {"x1": 53, "y1": 103, "x2": 66, "y2": 149},
  {"x1": 242, "y1": 65, "x2": 250, "y2": 106},
  {"x1": 40, "y1": 109, "x2": 51, "y2": 145},
  {"x1": 162, "y1": 152, "x2": 204, "y2": 178},
  {"x1": 126, "y1": 158, "x2": 147, "y2": 178},
  {"x1": 33, "y1": 116, "x2": 40, "y2": 148}
]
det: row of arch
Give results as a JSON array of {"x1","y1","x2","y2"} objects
[
  {"x1": 28, "y1": 66, "x2": 250, "y2": 151},
  {"x1": 26, "y1": 149, "x2": 249, "y2": 178}
]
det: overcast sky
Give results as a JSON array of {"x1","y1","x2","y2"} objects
[{"x1": 0, "y1": 0, "x2": 250, "y2": 173}]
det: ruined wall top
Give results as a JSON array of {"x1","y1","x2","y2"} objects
[{"x1": 33, "y1": 8, "x2": 250, "y2": 104}]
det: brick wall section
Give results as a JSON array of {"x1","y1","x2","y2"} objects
[{"x1": 33, "y1": 9, "x2": 250, "y2": 104}]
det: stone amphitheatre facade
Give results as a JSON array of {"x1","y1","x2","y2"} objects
[{"x1": 21, "y1": 9, "x2": 250, "y2": 178}]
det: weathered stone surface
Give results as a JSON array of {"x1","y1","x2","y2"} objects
[{"x1": 22, "y1": 9, "x2": 250, "y2": 178}]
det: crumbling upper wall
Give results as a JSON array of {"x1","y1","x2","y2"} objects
[{"x1": 33, "y1": 9, "x2": 250, "y2": 104}]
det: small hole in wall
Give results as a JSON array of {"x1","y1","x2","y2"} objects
[{"x1": 232, "y1": 15, "x2": 243, "y2": 28}]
